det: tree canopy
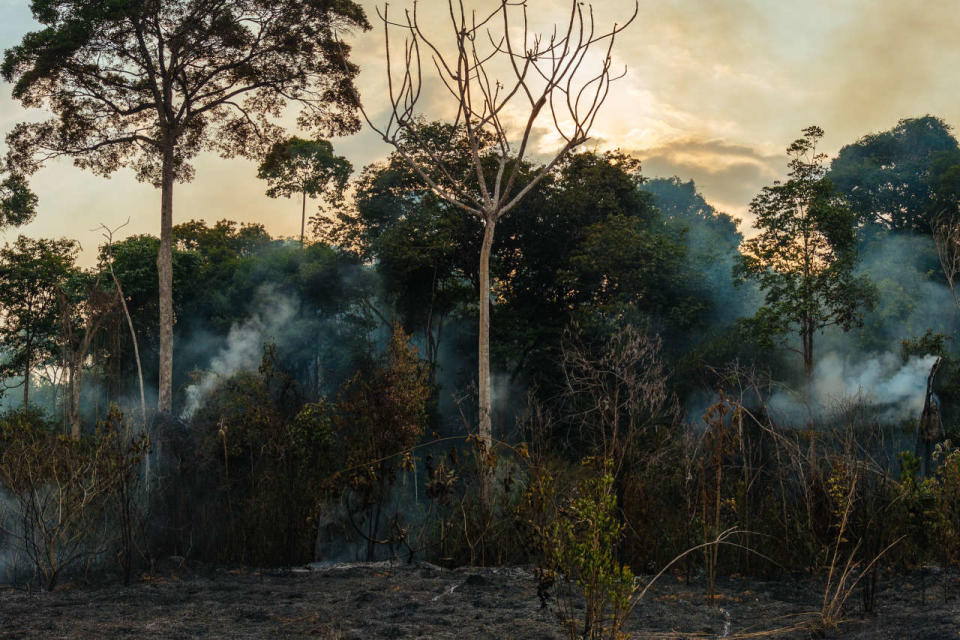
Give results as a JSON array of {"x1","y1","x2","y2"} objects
[
  {"x1": 258, "y1": 137, "x2": 352, "y2": 245},
  {"x1": 0, "y1": 236, "x2": 79, "y2": 407},
  {"x1": 830, "y1": 116, "x2": 960, "y2": 233}
]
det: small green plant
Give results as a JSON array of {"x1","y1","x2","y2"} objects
[
  {"x1": 539, "y1": 457, "x2": 636, "y2": 640},
  {"x1": 931, "y1": 441, "x2": 960, "y2": 566}
]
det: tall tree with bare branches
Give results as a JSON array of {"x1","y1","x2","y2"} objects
[
  {"x1": 354, "y1": 0, "x2": 636, "y2": 447},
  {"x1": 3, "y1": 0, "x2": 370, "y2": 412}
]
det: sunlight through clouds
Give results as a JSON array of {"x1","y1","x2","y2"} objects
[{"x1": 2, "y1": 0, "x2": 960, "y2": 258}]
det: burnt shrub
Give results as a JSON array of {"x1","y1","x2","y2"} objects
[
  {"x1": 187, "y1": 344, "x2": 332, "y2": 565},
  {"x1": 328, "y1": 325, "x2": 431, "y2": 561},
  {"x1": 0, "y1": 407, "x2": 145, "y2": 590}
]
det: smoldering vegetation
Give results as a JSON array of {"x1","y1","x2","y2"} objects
[{"x1": 1, "y1": 117, "x2": 960, "y2": 639}]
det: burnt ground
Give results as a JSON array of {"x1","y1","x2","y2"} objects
[{"x1": 0, "y1": 561, "x2": 958, "y2": 639}]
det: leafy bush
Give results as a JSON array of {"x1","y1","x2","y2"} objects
[{"x1": 524, "y1": 457, "x2": 635, "y2": 640}]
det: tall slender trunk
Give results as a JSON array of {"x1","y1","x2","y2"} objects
[
  {"x1": 802, "y1": 317, "x2": 814, "y2": 384},
  {"x1": 23, "y1": 343, "x2": 30, "y2": 408},
  {"x1": 300, "y1": 190, "x2": 307, "y2": 247},
  {"x1": 69, "y1": 360, "x2": 81, "y2": 439},
  {"x1": 477, "y1": 216, "x2": 496, "y2": 448},
  {"x1": 108, "y1": 262, "x2": 148, "y2": 430},
  {"x1": 157, "y1": 143, "x2": 175, "y2": 413}
]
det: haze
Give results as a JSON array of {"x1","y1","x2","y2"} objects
[{"x1": 2, "y1": 0, "x2": 958, "y2": 263}]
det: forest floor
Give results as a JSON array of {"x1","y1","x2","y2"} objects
[{"x1": 0, "y1": 560, "x2": 958, "y2": 639}]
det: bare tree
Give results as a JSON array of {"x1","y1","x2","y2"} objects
[
  {"x1": 99, "y1": 221, "x2": 152, "y2": 488},
  {"x1": 934, "y1": 212, "x2": 960, "y2": 311},
  {"x1": 354, "y1": 0, "x2": 637, "y2": 446},
  {"x1": 560, "y1": 326, "x2": 677, "y2": 477}
]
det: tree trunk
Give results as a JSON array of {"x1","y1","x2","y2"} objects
[
  {"x1": 157, "y1": 144, "x2": 176, "y2": 413},
  {"x1": 108, "y1": 259, "x2": 150, "y2": 485},
  {"x1": 300, "y1": 190, "x2": 307, "y2": 247},
  {"x1": 477, "y1": 216, "x2": 496, "y2": 448},
  {"x1": 23, "y1": 343, "x2": 30, "y2": 408},
  {"x1": 69, "y1": 360, "x2": 81, "y2": 439},
  {"x1": 802, "y1": 317, "x2": 814, "y2": 384}
]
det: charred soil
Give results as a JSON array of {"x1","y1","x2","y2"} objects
[{"x1": 1, "y1": 561, "x2": 958, "y2": 639}]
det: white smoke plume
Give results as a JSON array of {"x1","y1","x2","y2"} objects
[
  {"x1": 768, "y1": 352, "x2": 939, "y2": 426},
  {"x1": 181, "y1": 288, "x2": 299, "y2": 419}
]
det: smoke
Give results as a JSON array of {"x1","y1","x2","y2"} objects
[
  {"x1": 851, "y1": 232, "x2": 957, "y2": 350},
  {"x1": 181, "y1": 287, "x2": 299, "y2": 419},
  {"x1": 768, "y1": 352, "x2": 938, "y2": 426},
  {"x1": 680, "y1": 229, "x2": 954, "y2": 430}
]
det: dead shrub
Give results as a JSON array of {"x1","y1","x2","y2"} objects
[{"x1": 0, "y1": 406, "x2": 144, "y2": 590}]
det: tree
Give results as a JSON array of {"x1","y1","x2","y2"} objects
[
  {"x1": 3, "y1": 0, "x2": 370, "y2": 412},
  {"x1": 0, "y1": 173, "x2": 38, "y2": 228},
  {"x1": 328, "y1": 125, "x2": 485, "y2": 381},
  {"x1": 495, "y1": 151, "x2": 690, "y2": 385},
  {"x1": 643, "y1": 176, "x2": 747, "y2": 328},
  {"x1": 258, "y1": 137, "x2": 352, "y2": 246},
  {"x1": 930, "y1": 150, "x2": 960, "y2": 309},
  {"x1": 0, "y1": 236, "x2": 79, "y2": 408},
  {"x1": 357, "y1": 0, "x2": 637, "y2": 447},
  {"x1": 95, "y1": 233, "x2": 200, "y2": 403},
  {"x1": 58, "y1": 271, "x2": 116, "y2": 438},
  {"x1": 829, "y1": 116, "x2": 959, "y2": 233},
  {"x1": 737, "y1": 127, "x2": 874, "y2": 382}
]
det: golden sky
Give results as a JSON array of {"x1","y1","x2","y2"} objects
[{"x1": 2, "y1": 0, "x2": 960, "y2": 263}]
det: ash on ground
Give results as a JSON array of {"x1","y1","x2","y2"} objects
[{"x1": 1, "y1": 561, "x2": 957, "y2": 639}]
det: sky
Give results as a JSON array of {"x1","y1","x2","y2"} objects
[{"x1": 1, "y1": 0, "x2": 960, "y2": 264}]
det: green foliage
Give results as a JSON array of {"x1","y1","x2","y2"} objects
[
  {"x1": 2, "y1": 0, "x2": 370, "y2": 180},
  {"x1": 830, "y1": 115, "x2": 959, "y2": 232},
  {"x1": 900, "y1": 329, "x2": 948, "y2": 361},
  {"x1": 259, "y1": 138, "x2": 351, "y2": 203},
  {"x1": 94, "y1": 231, "x2": 201, "y2": 397},
  {"x1": 534, "y1": 458, "x2": 635, "y2": 640},
  {"x1": 339, "y1": 140, "x2": 721, "y2": 390},
  {"x1": 3, "y1": 0, "x2": 372, "y2": 412},
  {"x1": 328, "y1": 122, "x2": 495, "y2": 378},
  {"x1": 495, "y1": 151, "x2": 701, "y2": 387},
  {"x1": 644, "y1": 175, "x2": 746, "y2": 328},
  {"x1": 928, "y1": 148, "x2": 960, "y2": 222},
  {"x1": 93, "y1": 222, "x2": 375, "y2": 406},
  {"x1": 258, "y1": 137, "x2": 352, "y2": 243},
  {"x1": 0, "y1": 235, "x2": 80, "y2": 405},
  {"x1": 0, "y1": 174, "x2": 38, "y2": 228}
]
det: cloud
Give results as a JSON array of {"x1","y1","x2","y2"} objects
[
  {"x1": 630, "y1": 137, "x2": 786, "y2": 219},
  {"x1": 809, "y1": 1, "x2": 960, "y2": 140},
  {"x1": 3, "y1": 0, "x2": 960, "y2": 257}
]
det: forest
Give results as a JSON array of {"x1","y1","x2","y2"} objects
[{"x1": 0, "y1": 1, "x2": 958, "y2": 639}]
